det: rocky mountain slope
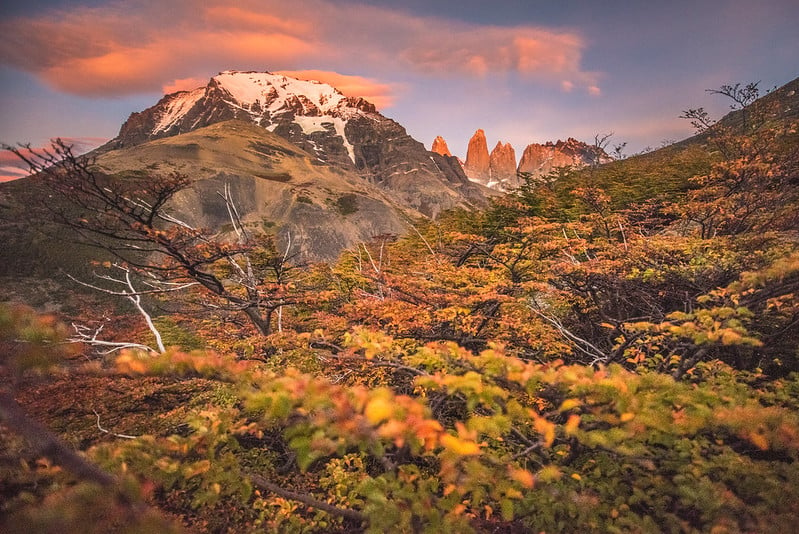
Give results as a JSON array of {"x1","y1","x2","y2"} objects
[
  {"x1": 95, "y1": 120, "x2": 415, "y2": 261},
  {"x1": 517, "y1": 138, "x2": 607, "y2": 181},
  {"x1": 489, "y1": 141, "x2": 517, "y2": 188}
]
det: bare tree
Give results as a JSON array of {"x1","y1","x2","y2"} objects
[{"x1": 6, "y1": 139, "x2": 298, "y2": 338}]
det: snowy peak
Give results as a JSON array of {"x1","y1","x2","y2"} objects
[
  {"x1": 113, "y1": 70, "x2": 384, "y2": 165},
  {"x1": 212, "y1": 71, "x2": 350, "y2": 120},
  {"x1": 153, "y1": 87, "x2": 206, "y2": 134}
]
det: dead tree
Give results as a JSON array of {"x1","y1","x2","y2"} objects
[{"x1": 6, "y1": 139, "x2": 296, "y2": 338}]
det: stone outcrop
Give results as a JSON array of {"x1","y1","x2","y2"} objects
[
  {"x1": 488, "y1": 141, "x2": 517, "y2": 189},
  {"x1": 517, "y1": 138, "x2": 607, "y2": 180},
  {"x1": 431, "y1": 136, "x2": 452, "y2": 157},
  {"x1": 463, "y1": 129, "x2": 490, "y2": 184}
]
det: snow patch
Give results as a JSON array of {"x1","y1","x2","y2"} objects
[
  {"x1": 215, "y1": 71, "x2": 348, "y2": 115},
  {"x1": 154, "y1": 88, "x2": 205, "y2": 133},
  {"x1": 294, "y1": 116, "x2": 330, "y2": 135},
  {"x1": 215, "y1": 71, "x2": 357, "y2": 163}
]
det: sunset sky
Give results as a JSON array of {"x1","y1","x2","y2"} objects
[{"x1": 1, "y1": 0, "x2": 797, "y2": 181}]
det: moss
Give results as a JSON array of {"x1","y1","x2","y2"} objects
[
  {"x1": 150, "y1": 317, "x2": 206, "y2": 350},
  {"x1": 335, "y1": 193, "x2": 359, "y2": 216}
]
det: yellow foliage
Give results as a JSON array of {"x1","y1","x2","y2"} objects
[
  {"x1": 363, "y1": 397, "x2": 394, "y2": 425},
  {"x1": 533, "y1": 415, "x2": 556, "y2": 447},
  {"x1": 510, "y1": 468, "x2": 535, "y2": 488},
  {"x1": 564, "y1": 414, "x2": 581, "y2": 435},
  {"x1": 440, "y1": 434, "x2": 481, "y2": 456}
]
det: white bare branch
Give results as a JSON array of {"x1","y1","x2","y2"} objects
[
  {"x1": 92, "y1": 409, "x2": 139, "y2": 439},
  {"x1": 70, "y1": 323, "x2": 157, "y2": 355},
  {"x1": 67, "y1": 264, "x2": 167, "y2": 353},
  {"x1": 529, "y1": 301, "x2": 608, "y2": 364}
]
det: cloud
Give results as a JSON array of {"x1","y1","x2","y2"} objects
[
  {"x1": 0, "y1": 0, "x2": 599, "y2": 99},
  {"x1": 0, "y1": 147, "x2": 38, "y2": 182},
  {"x1": 401, "y1": 27, "x2": 591, "y2": 82},
  {"x1": 163, "y1": 77, "x2": 209, "y2": 94},
  {"x1": 276, "y1": 70, "x2": 398, "y2": 109},
  {"x1": 0, "y1": 166, "x2": 29, "y2": 182},
  {"x1": 0, "y1": 137, "x2": 108, "y2": 181},
  {"x1": 35, "y1": 31, "x2": 315, "y2": 96}
]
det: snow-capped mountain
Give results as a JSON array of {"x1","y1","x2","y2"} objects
[{"x1": 106, "y1": 71, "x2": 487, "y2": 216}]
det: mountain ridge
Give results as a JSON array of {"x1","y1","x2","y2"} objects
[{"x1": 101, "y1": 70, "x2": 489, "y2": 218}]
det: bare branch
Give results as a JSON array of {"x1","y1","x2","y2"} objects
[
  {"x1": 528, "y1": 302, "x2": 608, "y2": 364},
  {"x1": 70, "y1": 323, "x2": 157, "y2": 355},
  {"x1": 93, "y1": 409, "x2": 139, "y2": 439}
]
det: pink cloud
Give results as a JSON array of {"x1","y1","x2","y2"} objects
[
  {"x1": 0, "y1": 1, "x2": 600, "y2": 99},
  {"x1": 0, "y1": 167, "x2": 30, "y2": 182},
  {"x1": 163, "y1": 77, "x2": 209, "y2": 94},
  {"x1": 1, "y1": 147, "x2": 38, "y2": 182},
  {"x1": 0, "y1": 137, "x2": 108, "y2": 181},
  {"x1": 36, "y1": 31, "x2": 316, "y2": 96},
  {"x1": 203, "y1": 5, "x2": 313, "y2": 34},
  {"x1": 276, "y1": 70, "x2": 398, "y2": 109},
  {"x1": 400, "y1": 26, "x2": 598, "y2": 89}
]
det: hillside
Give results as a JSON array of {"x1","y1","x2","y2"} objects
[
  {"x1": 94, "y1": 120, "x2": 416, "y2": 262},
  {"x1": 549, "y1": 76, "x2": 799, "y2": 211}
]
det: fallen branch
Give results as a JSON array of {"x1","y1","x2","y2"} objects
[
  {"x1": 93, "y1": 409, "x2": 139, "y2": 439},
  {"x1": 249, "y1": 473, "x2": 365, "y2": 523},
  {"x1": 0, "y1": 392, "x2": 116, "y2": 487}
]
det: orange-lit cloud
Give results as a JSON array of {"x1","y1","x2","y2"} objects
[
  {"x1": 0, "y1": 147, "x2": 40, "y2": 182},
  {"x1": 0, "y1": 0, "x2": 599, "y2": 99},
  {"x1": 36, "y1": 32, "x2": 315, "y2": 96},
  {"x1": 400, "y1": 26, "x2": 597, "y2": 88},
  {"x1": 163, "y1": 77, "x2": 209, "y2": 94},
  {"x1": 0, "y1": 166, "x2": 29, "y2": 182},
  {"x1": 0, "y1": 137, "x2": 107, "y2": 182},
  {"x1": 276, "y1": 70, "x2": 398, "y2": 109}
]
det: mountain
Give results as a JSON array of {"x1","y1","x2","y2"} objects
[
  {"x1": 463, "y1": 129, "x2": 490, "y2": 184},
  {"x1": 517, "y1": 138, "x2": 607, "y2": 180},
  {"x1": 488, "y1": 141, "x2": 517, "y2": 189},
  {"x1": 544, "y1": 76, "x2": 799, "y2": 209},
  {"x1": 431, "y1": 136, "x2": 452, "y2": 157},
  {"x1": 95, "y1": 120, "x2": 418, "y2": 261},
  {"x1": 442, "y1": 131, "x2": 606, "y2": 191},
  {"x1": 1, "y1": 70, "x2": 498, "y2": 269},
  {"x1": 104, "y1": 71, "x2": 487, "y2": 218}
]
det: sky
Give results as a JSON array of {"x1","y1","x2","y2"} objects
[{"x1": 1, "y1": 0, "x2": 798, "y2": 181}]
